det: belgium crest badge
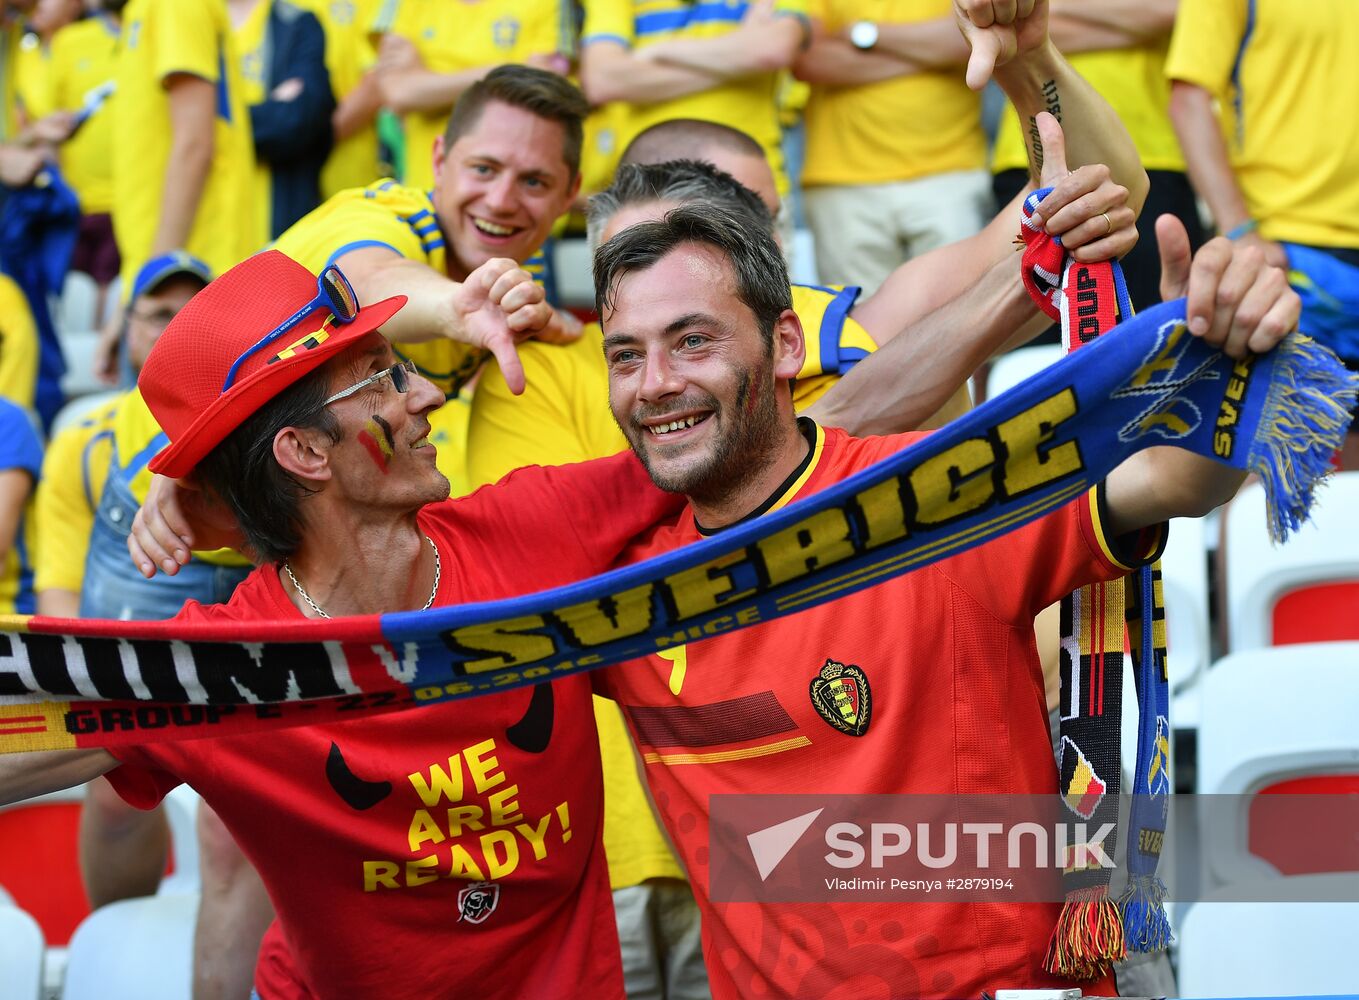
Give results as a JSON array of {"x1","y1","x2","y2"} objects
[
  {"x1": 457, "y1": 881, "x2": 500, "y2": 924},
  {"x1": 809, "y1": 659, "x2": 872, "y2": 736}
]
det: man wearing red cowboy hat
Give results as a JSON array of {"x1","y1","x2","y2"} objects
[{"x1": 1, "y1": 249, "x2": 685, "y2": 998}]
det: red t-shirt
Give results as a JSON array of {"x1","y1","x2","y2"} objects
[
  {"x1": 598, "y1": 423, "x2": 1158, "y2": 999},
  {"x1": 107, "y1": 453, "x2": 683, "y2": 1000}
]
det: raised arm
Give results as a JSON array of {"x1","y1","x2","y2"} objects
[
  {"x1": 812, "y1": 114, "x2": 1136, "y2": 433},
  {"x1": 805, "y1": 252, "x2": 1024, "y2": 434},
  {"x1": 334, "y1": 245, "x2": 551, "y2": 394},
  {"x1": 956, "y1": 0, "x2": 1148, "y2": 209}
]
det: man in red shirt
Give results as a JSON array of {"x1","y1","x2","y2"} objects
[
  {"x1": 0, "y1": 250, "x2": 682, "y2": 998},
  {"x1": 588, "y1": 201, "x2": 1298, "y2": 997}
]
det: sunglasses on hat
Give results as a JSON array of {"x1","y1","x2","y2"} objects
[{"x1": 220, "y1": 264, "x2": 359, "y2": 392}]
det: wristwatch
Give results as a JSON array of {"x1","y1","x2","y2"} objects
[{"x1": 849, "y1": 21, "x2": 879, "y2": 50}]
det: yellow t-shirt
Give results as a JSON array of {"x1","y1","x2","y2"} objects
[
  {"x1": 388, "y1": 0, "x2": 572, "y2": 190},
  {"x1": 1, "y1": 26, "x2": 21, "y2": 140},
  {"x1": 47, "y1": 16, "x2": 119, "y2": 214},
  {"x1": 578, "y1": 101, "x2": 627, "y2": 204},
  {"x1": 232, "y1": 0, "x2": 275, "y2": 245},
  {"x1": 12, "y1": 31, "x2": 50, "y2": 121},
  {"x1": 429, "y1": 388, "x2": 472, "y2": 498},
  {"x1": 273, "y1": 178, "x2": 557, "y2": 396},
  {"x1": 112, "y1": 390, "x2": 249, "y2": 567},
  {"x1": 1166, "y1": 0, "x2": 1359, "y2": 248},
  {"x1": 801, "y1": 0, "x2": 984, "y2": 188},
  {"x1": 297, "y1": 0, "x2": 384, "y2": 198},
  {"x1": 992, "y1": 43, "x2": 1184, "y2": 176},
  {"x1": 0, "y1": 274, "x2": 38, "y2": 412},
  {"x1": 465, "y1": 282, "x2": 875, "y2": 890},
  {"x1": 113, "y1": 0, "x2": 259, "y2": 294},
  {"x1": 581, "y1": 0, "x2": 808, "y2": 197},
  {"x1": 33, "y1": 393, "x2": 119, "y2": 594},
  {"x1": 43, "y1": 391, "x2": 252, "y2": 586}
]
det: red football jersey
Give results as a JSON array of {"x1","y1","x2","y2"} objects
[
  {"x1": 108, "y1": 453, "x2": 682, "y2": 1000},
  {"x1": 599, "y1": 423, "x2": 1155, "y2": 999}
]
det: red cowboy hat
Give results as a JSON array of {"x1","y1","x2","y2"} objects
[{"x1": 140, "y1": 249, "x2": 406, "y2": 478}]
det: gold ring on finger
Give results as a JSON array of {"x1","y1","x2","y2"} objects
[{"x1": 1100, "y1": 211, "x2": 1112, "y2": 236}]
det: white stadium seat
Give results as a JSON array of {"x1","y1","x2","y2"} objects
[
  {"x1": 56, "y1": 271, "x2": 99, "y2": 336},
  {"x1": 1161, "y1": 516, "x2": 1213, "y2": 708},
  {"x1": 1196, "y1": 643, "x2": 1359, "y2": 885},
  {"x1": 62, "y1": 893, "x2": 198, "y2": 1000},
  {"x1": 0, "y1": 904, "x2": 44, "y2": 1000},
  {"x1": 983, "y1": 343, "x2": 1065, "y2": 401},
  {"x1": 57, "y1": 329, "x2": 107, "y2": 400},
  {"x1": 551, "y1": 238, "x2": 594, "y2": 310},
  {"x1": 1177, "y1": 876, "x2": 1359, "y2": 997},
  {"x1": 1221, "y1": 474, "x2": 1359, "y2": 652}
]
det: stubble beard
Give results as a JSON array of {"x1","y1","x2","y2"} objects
[{"x1": 630, "y1": 362, "x2": 783, "y2": 506}]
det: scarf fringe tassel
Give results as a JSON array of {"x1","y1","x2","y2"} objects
[
  {"x1": 1118, "y1": 874, "x2": 1173, "y2": 953},
  {"x1": 1248, "y1": 332, "x2": 1359, "y2": 541},
  {"x1": 1042, "y1": 886, "x2": 1126, "y2": 980}
]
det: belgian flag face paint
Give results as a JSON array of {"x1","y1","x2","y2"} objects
[{"x1": 359, "y1": 414, "x2": 396, "y2": 473}]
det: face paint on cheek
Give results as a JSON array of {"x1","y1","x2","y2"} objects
[
  {"x1": 372, "y1": 414, "x2": 396, "y2": 453},
  {"x1": 742, "y1": 374, "x2": 759, "y2": 416},
  {"x1": 359, "y1": 417, "x2": 394, "y2": 474}
]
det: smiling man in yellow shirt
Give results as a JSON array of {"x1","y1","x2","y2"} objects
[{"x1": 273, "y1": 64, "x2": 581, "y2": 399}]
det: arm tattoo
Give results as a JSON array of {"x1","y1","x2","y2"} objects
[{"x1": 1027, "y1": 79, "x2": 1063, "y2": 176}]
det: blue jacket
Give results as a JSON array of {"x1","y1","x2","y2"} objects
[{"x1": 249, "y1": 0, "x2": 335, "y2": 239}]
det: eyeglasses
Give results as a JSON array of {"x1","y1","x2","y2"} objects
[
  {"x1": 220, "y1": 264, "x2": 359, "y2": 392},
  {"x1": 322, "y1": 359, "x2": 418, "y2": 407}
]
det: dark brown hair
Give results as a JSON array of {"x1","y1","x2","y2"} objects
[
  {"x1": 195, "y1": 367, "x2": 341, "y2": 564},
  {"x1": 443, "y1": 64, "x2": 589, "y2": 177},
  {"x1": 594, "y1": 203, "x2": 792, "y2": 347}
]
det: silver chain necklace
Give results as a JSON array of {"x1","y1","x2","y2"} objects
[{"x1": 283, "y1": 536, "x2": 440, "y2": 619}]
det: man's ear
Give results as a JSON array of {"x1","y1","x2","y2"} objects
[
  {"x1": 772, "y1": 308, "x2": 805, "y2": 381},
  {"x1": 562, "y1": 168, "x2": 583, "y2": 212},
  {"x1": 431, "y1": 134, "x2": 449, "y2": 189},
  {"x1": 273, "y1": 426, "x2": 334, "y2": 486}
]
